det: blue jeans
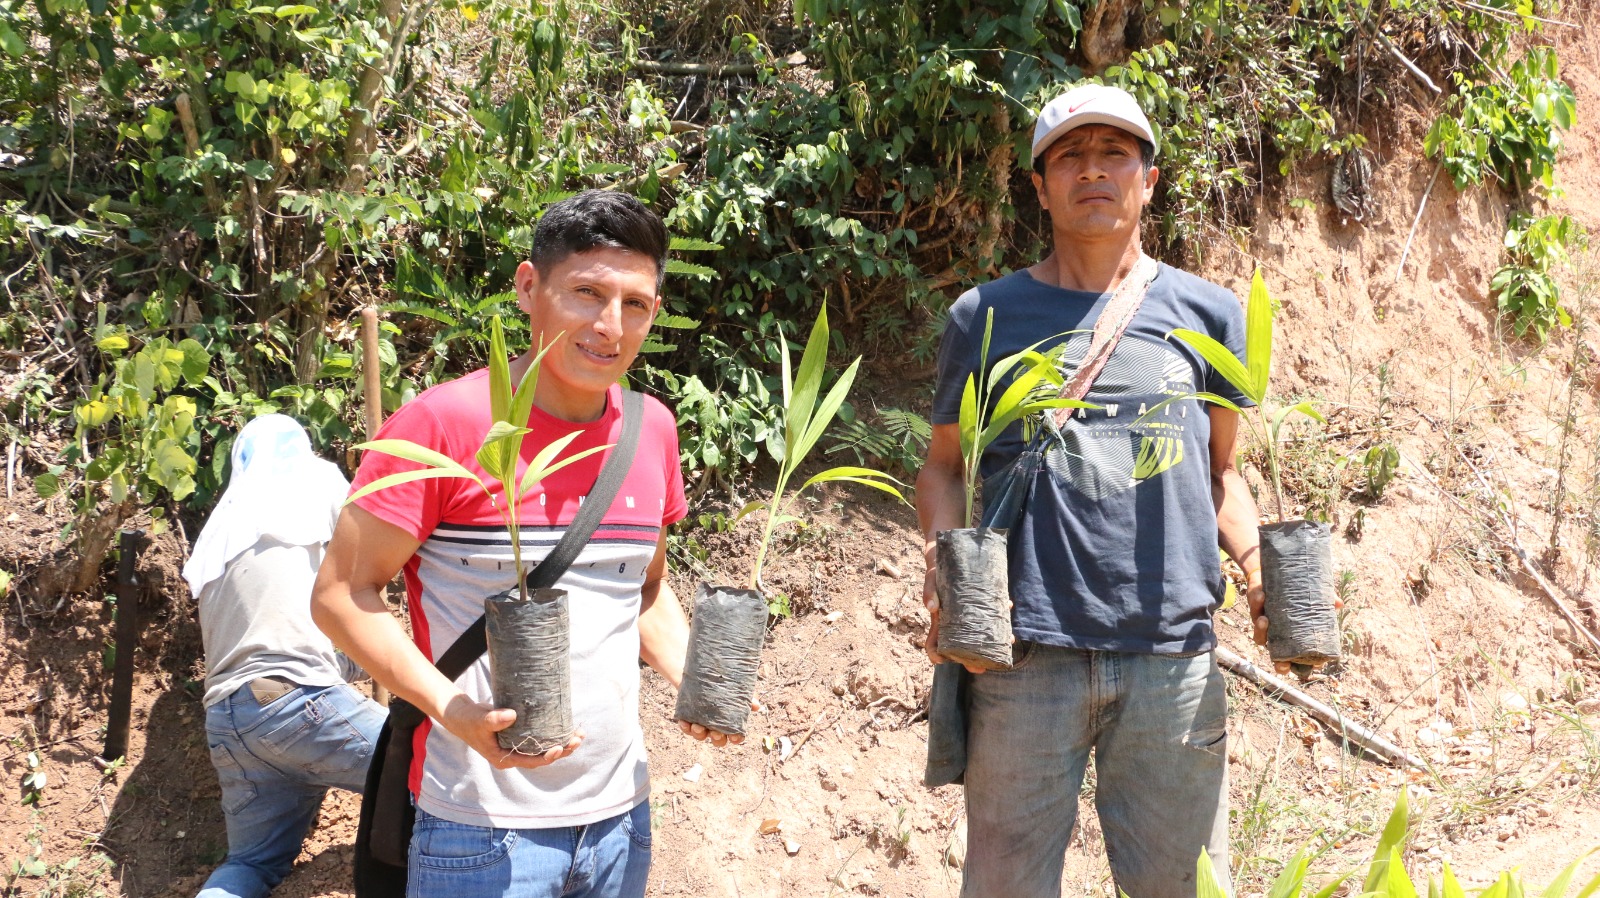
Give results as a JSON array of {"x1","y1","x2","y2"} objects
[
  {"x1": 962, "y1": 644, "x2": 1230, "y2": 898},
  {"x1": 407, "y1": 801, "x2": 651, "y2": 898},
  {"x1": 198, "y1": 682, "x2": 387, "y2": 898}
]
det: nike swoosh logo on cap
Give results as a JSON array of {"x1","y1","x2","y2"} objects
[{"x1": 1067, "y1": 101, "x2": 1092, "y2": 113}]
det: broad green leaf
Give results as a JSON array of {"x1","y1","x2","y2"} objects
[
  {"x1": 1267, "y1": 849, "x2": 1310, "y2": 898},
  {"x1": 346, "y1": 468, "x2": 480, "y2": 505},
  {"x1": 1246, "y1": 269, "x2": 1273, "y2": 399},
  {"x1": 799, "y1": 468, "x2": 907, "y2": 503},
  {"x1": 75, "y1": 398, "x2": 113, "y2": 428},
  {"x1": 1196, "y1": 848, "x2": 1229, "y2": 898},
  {"x1": 96, "y1": 334, "x2": 130, "y2": 352},
  {"x1": 1478, "y1": 873, "x2": 1512, "y2": 898},
  {"x1": 488, "y1": 317, "x2": 512, "y2": 425},
  {"x1": 355, "y1": 439, "x2": 478, "y2": 477},
  {"x1": 177, "y1": 338, "x2": 211, "y2": 385},
  {"x1": 517, "y1": 430, "x2": 583, "y2": 488},
  {"x1": 1268, "y1": 401, "x2": 1325, "y2": 443},
  {"x1": 33, "y1": 471, "x2": 60, "y2": 499},
  {"x1": 274, "y1": 3, "x2": 317, "y2": 15},
  {"x1": 132, "y1": 352, "x2": 157, "y2": 400},
  {"x1": 785, "y1": 310, "x2": 832, "y2": 461},
  {"x1": 1170, "y1": 328, "x2": 1258, "y2": 404},
  {"x1": 981, "y1": 397, "x2": 1097, "y2": 448},
  {"x1": 225, "y1": 70, "x2": 258, "y2": 98},
  {"x1": 779, "y1": 331, "x2": 794, "y2": 419},
  {"x1": 793, "y1": 356, "x2": 861, "y2": 466},
  {"x1": 1440, "y1": 864, "x2": 1466, "y2": 898},
  {"x1": 1363, "y1": 787, "x2": 1410, "y2": 894},
  {"x1": 508, "y1": 334, "x2": 559, "y2": 439},
  {"x1": 0, "y1": 20, "x2": 26, "y2": 58},
  {"x1": 1386, "y1": 847, "x2": 1420, "y2": 898},
  {"x1": 732, "y1": 500, "x2": 768, "y2": 523},
  {"x1": 978, "y1": 307, "x2": 995, "y2": 378},
  {"x1": 1310, "y1": 871, "x2": 1355, "y2": 898},
  {"x1": 957, "y1": 374, "x2": 979, "y2": 460},
  {"x1": 1136, "y1": 391, "x2": 1246, "y2": 424},
  {"x1": 1570, "y1": 868, "x2": 1600, "y2": 898},
  {"x1": 477, "y1": 421, "x2": 532, "y2": 485},
  {"x1": 521, "y1": 441, "x2": 615, "y2": 497},
  {"x1": 1540, "y1": 849, "x2": 1598, "y2": 898}
]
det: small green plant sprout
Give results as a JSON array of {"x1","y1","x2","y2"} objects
[
  {"x1": 1154, "y1": 269, "x2": 1323, "y2": 522},
  {"x1": 957, "y1": 308, "x2": 1097, "y2": 525},
  {"x1": 346, "y1": 316, "x2": 612, "y2": 595},
  {"x1": 737, "y1": 306, "x2": 907, "y2": 592},
  {"x1": 1359, "y1": 442, "x2": 1400, "y2": 501}
]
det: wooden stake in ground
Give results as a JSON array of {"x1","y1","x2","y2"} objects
[
  {"x1": 1216, "y1": 646, "x2": 1428, "y2": 770},
  {"x1": 361, "y1": 306, "x2": 392, "y2": 708},
  {"x1": 104, "y1": 529, "x2": 151, "y2": 762}
]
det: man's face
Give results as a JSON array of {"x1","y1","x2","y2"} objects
[
  {"x1": 1031, "y1": 124, "x2": 1159, "y2": 243},
  {"x1": 514, "y1": 247, "x2": 660, "y2": 420}
]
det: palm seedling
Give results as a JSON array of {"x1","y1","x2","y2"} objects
[
  {"x1": 1154, "y1": 270, "x2": 1338, "y2": 666},
  {"x1": 347, "y1": 316, "x2": 611, "y2": 752},
  {"x1": 936, "y1": 308, "x2": 1096, "y2": 670},
  {"x1": 674, "y1": 306, "x2": 905, "y2": 736}
]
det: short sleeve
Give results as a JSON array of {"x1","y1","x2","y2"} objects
[
  {"x1": 348, "y1": 399, "x2": 461, "y2": 542},
  {"x1": 651, "y1": 399, "x2": 688, "y2": 526},
  {"x1": 930, "y1": 294, "x2": 979, "y2": 426}
]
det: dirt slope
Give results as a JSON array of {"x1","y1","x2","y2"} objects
[{"x1": 6, "y1": 14, "x2": 1600, "y2": 898}]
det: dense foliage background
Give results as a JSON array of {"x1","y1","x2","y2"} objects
[{"x1": 0, "y1": 0, "x2": 1579, "y2": 573}]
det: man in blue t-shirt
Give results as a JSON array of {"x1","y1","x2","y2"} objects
[{"x1": 916, "y1": 84, "x2": 1269, "y2": 898}]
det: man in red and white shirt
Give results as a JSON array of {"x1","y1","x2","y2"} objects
[{"x1": 313, "y1": 190, "x2": 734, "y2": 898}]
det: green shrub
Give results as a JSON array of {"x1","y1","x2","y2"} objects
[
  {"x1": 1425, "y1": 46, "x2": 1576, "y2": 192},
  {"x1": 1492, "y1": 212, "x2": 1587, "y2": 341}
]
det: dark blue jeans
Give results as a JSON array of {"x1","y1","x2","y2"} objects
[
  {"x1": 962, "y1": 645, "x2": 1231, "y2": 898},
  {"x1": 198, "y1": 682, "x2": 386, "y2": 898}
]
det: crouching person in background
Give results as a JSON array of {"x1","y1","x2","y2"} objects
[{"x1": 184, "y1": 414, "x2": 388, "y2": 898}]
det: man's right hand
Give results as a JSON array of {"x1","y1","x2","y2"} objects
[{"x1": 439, "y1": 693, "x2": 584, "y2": 770}]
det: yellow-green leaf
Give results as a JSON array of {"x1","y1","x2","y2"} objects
[
  {"x1": 346, "y1": 468, "x2": 480, "y2": 505},
  {"x1": 355, "y1": 439, "x2": 477, "y2": 477},
  {"x1": 1170, "y1": 328, "x2": 1259, "y2": 404}
]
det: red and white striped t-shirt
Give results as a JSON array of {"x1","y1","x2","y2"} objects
[{"x1": 351, "y1": 372, "x2": 686, "y2": 828}]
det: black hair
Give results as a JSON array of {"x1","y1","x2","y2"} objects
[
  {"x1": 1033, "y1": 136, "x2": 1156, "y2": 178},
  {"x1": 530, "y1": 189, "x2": 669, "y2": 290}
]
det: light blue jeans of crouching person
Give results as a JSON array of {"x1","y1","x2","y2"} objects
[
  {"x1": 961, "y1": 643, "x2": 1231, "y2": 898},
  {"x1": 406, "y1": 800, "x2": 652, "y2": 898},
  {"x1": 198, "y1": 680, "x2": 387, "y2": 898}
]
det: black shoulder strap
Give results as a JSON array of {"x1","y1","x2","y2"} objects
[{"x1": 432, "y1": 389, "x2": 644, "y2": 682}]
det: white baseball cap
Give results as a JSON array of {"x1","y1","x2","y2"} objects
[{"x1": 1031, "y1": 84, "x2": 1157, "y2": 163}]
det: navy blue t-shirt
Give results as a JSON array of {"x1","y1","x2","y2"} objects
[{"x1": 931, "y1": 264, "x2": 1253, "y2": 654}]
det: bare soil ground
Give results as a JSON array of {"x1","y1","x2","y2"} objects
[{"x1": 7, "y1": 15, "x2": 1600, "y2": 898}]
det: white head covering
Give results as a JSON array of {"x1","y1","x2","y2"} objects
[
  {"x1": 182, "y1": 414, "x2": 351, "y2": 599},
  {"x1": 1032, "y1": 83, "x2": 1157, "y2": 163}
]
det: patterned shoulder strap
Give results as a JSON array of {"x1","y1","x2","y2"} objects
[{"x1": 1051, "y1": 255, "x2": 1160, "y2": 426}]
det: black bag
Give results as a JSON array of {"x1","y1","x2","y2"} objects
[{"x1": 353, "y1": 390, "x2": 643, "y2": 896}]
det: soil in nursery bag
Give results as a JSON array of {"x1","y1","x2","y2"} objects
[
  {"x1": 1259, "y1": 520, "x2": 1341, "y2": 666},
  {"x1": 934, "y1": 527, "x2": 1013, "y2": 670},
  {"x1": 485, "y1": 586, "x2": 575, "y2": 753},
  {"x1": 675, "y1": 584, "x2": 766, "y2": 736}
]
